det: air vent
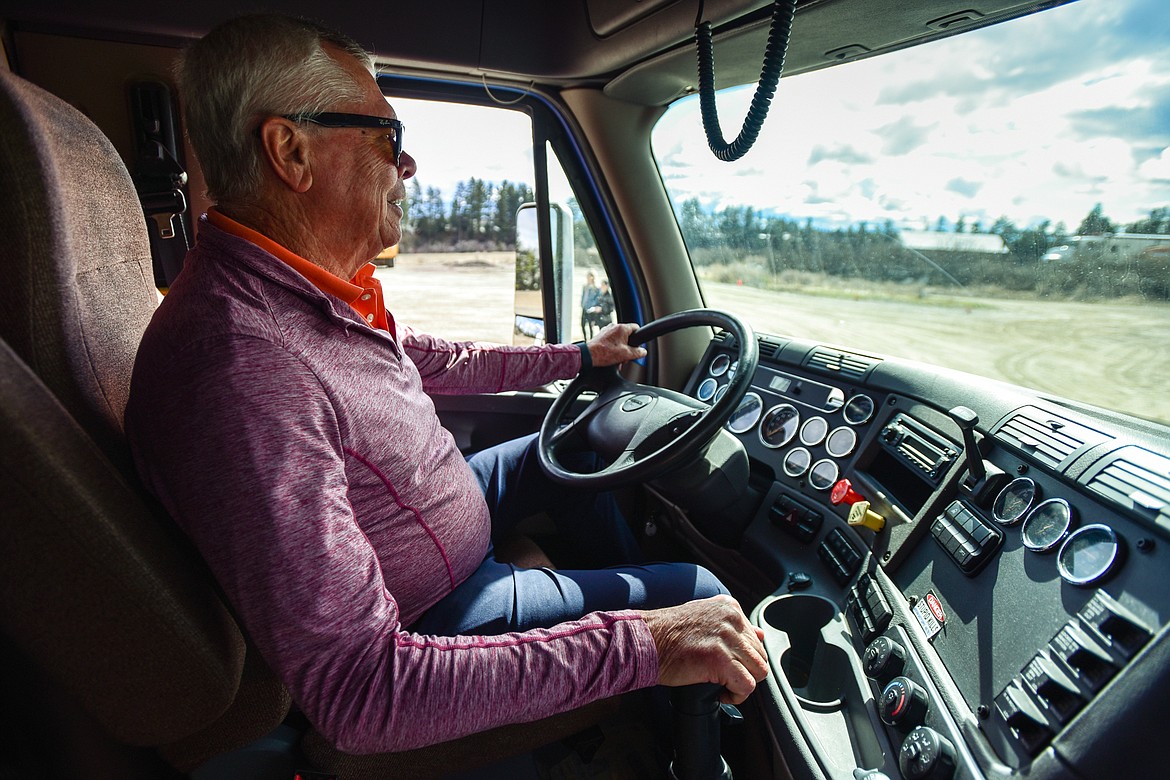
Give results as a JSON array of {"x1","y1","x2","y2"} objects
[
  {"x1": 758, "y1": 336, "x2": 786, "y2": 361},
  {"x1": 994, "y1": 406, "x2": 1111, "y2": 470},
  {"x1": 804, "y1": 347, "x2": 879, "y2": 379},
  {"x1": 1085, "y1": 446, "x2": 1170, "y2": 525}
]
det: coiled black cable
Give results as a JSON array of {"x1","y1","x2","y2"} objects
[{"x1": 696, "y1": 0, "x2": 797, "y2": 162}]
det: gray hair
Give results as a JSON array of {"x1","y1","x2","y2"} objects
[{"x1": 178, "y1": 15, "x2": 376, "y2": 204}]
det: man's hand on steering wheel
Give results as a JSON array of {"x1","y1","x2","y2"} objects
[{"x1": 585, "y1": 322, "x2": 647, "y2": 368}]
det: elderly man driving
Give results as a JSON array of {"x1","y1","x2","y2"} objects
[{"x1": 125, "y1": 14, "x2": 767, "y2": 754}]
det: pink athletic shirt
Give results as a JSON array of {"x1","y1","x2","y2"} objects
[{"x1": 124, "y1": 216, "x2": 658, "y2": 753}]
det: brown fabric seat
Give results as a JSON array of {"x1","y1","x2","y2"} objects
[
  {"x1": 0, "y1": 65, "x2": 292, "y2": 770},
  {"x1": 0, "y1": 66, "x2": 615, "y2": 776}
]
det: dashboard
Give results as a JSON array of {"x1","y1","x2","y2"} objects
[{"x1": 677, "y1": 330, "x2": 1170, "y2": 780}]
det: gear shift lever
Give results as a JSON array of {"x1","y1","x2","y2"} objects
[{"x1": 670, "y1": 683, "x2": 734, "y2": 780}]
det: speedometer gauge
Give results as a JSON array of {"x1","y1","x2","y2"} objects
[
  {"x1": 1058, "y1": 525, "x2": 1122, "y2": 586},
  {"x1": 992, "y1": 477, "x2": 1037, "y2": 526},
  {"x1": 759, "y1": 404, "x2": 800, "y2": 448},
  {"x1": 727, "y1": 392, "x2": 763, "y2": 434}
]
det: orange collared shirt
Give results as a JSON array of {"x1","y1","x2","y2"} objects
[{"x1": 207, "y1": 208, "x2": 395, "y2": 338}]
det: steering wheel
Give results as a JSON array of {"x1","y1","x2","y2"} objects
[{"x1": 537, "y1": 309, "x2": 757, "y2": 489}]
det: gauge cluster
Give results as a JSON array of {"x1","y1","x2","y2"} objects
[
  {"x1": 693, "y1": 350, "x2": 880, "y2": 502},
  {"x1": 683, "y1": 332, "x2": 1170, "y2": 780},
  {"x1": 990, "y1": 477, "x2": 1122, "y2": 584}
]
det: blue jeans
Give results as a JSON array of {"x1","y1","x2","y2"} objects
[{"x1": 410, "y1": 433, "x2": 728, "y2": 636}]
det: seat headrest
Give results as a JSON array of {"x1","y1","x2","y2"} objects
[{"x1": 0, "y1": 68, "x2": 158, "y2": 460}]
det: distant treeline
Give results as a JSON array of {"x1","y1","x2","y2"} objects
[
  {"x1": 398, "y1": 178, "x2": 1168, "y2": 298},
  {"x1": 400, "y1": 178, "x2": 534, "y2": 252},
  {"x1": 678, "y1": 200, "x2": 1170, "y2": 266}
]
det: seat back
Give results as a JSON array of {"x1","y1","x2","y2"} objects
[{"x1": 0, "y1": 67, "x2": 289, "y2": 770}]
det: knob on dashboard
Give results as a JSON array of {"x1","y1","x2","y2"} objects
[
  {"x1": 863, "y1": 636, "x2": 906, "y2": 684},
  {"x1": 879, "y1": 676, "x2": 928, "y2": 730},
  {"x1": 898, "y1": 726, "x2": 956, "y2": 780}
]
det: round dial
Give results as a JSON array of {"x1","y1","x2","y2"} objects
[
  {"x1": 1058, "y1": 524, "x2": 1123, "y2": 586},
  {"x1": 696, "y1": 377, "x2": 718, "y2": 402},
  {"x1": 899, "y1": 726, "x2": 956, "y2": 780},
  {"x1": 879, "y1": 676, "x2": 927, "y2": 728},
  {"x1": 708, "y1": 353, "x2": 730, "y2": 376},
  {"x1": 727, "y1": 392, "x2": 763, "y2": 434},
  {"x1": 992, "y1": 477, "x2": 1037, "y2": 526},
  {"x1": 843, "y1": 394, "x2": 876, "y2": 425},
  {"x1": 783, "y1": 447, "x2": 812, "y2": 478},
  {"x1": 808, "y1": 458, "x2": 840, "y2": 491},
  {"x1": 759, "y1": 403, "x2": 800, "y2": 448},
  {"x1": 1021, "y1": 498, "x2": 1074, "y2": 552},
  {"x1": 800, "y1": 416, "x2": 829, "y2": 446},
  {"x1": 825, "y1": 426, "x2": 858, "y2": 458},
  {"x1": 863, "y1": 636, "x2": 906, "y2": 683}
]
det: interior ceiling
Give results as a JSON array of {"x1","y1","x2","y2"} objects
[{"x1": 1, "y1": 0, "x2": 1072, "y2": 105}]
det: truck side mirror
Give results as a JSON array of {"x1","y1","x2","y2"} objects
[{"x1": 514, "y1": 202, "x2": 574, "y2": 345}]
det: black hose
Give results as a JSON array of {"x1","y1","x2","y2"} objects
[{"x1": 696, "y1": 0, "x2": 797, "y2": 162}]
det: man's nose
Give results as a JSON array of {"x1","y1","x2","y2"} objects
[{"x1": 397, "y1": 150, "x2": 417, "y2": 179}]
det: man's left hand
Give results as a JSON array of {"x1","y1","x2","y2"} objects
[{"x1": 586, "y1": 323, "x2": 647, "y2": 368}]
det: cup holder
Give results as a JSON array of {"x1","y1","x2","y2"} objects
[{"x1": 762, "y1": 594, "x2": 851, "y2": 709}]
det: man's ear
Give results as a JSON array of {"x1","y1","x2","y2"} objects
[{"x1": 256, "y1": 117, "x2": 313, "y2": 193}]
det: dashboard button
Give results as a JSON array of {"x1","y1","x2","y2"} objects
[
  {"x1": 1078, "y1": 591, "x2": 1152, "y2": 659},
  {"x1": 1049, "y1": 623, "x2": 1117, "y2": 691},
  {"x1": 995, "y1": 680, "x2": 1054, "y2": 755},
  {"x1": 1021, "y1": 652, "x2": 1086, "y2": 724}
]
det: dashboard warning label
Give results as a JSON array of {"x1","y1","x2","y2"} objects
[{"x1": 913, "y1": 591, "x2": 945, "y2": 640}]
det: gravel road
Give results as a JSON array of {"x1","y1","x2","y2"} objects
[{"x1": 378, "y1": 253, "x2": 1170, "y2": 425}]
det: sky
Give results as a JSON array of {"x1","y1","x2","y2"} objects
[
  {"x1": 653, "y1": 0, "x2": 1170, "y2": 232},
  {"x1": 388, "y1": 0, "x2": 1170, "y2": 234}
]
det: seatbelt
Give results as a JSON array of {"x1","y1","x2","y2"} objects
[{"x1": 129, "y1": 80, "x2": 190, "y2": 289}]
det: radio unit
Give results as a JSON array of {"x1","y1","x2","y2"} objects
[{"x1": 878, "y1": 413, "x2": 958, "y2": 484}]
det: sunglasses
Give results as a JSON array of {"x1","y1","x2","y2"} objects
[{"x1": 282, "y1": 112, "x2": 405, "y2": 167}]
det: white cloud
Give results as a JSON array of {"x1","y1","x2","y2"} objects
[{"x1": 1140, "y1": 147, "x2": 1170, "y2": 181}]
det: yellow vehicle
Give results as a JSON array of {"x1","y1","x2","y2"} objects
[
  {"x1": 1, "y1": 1, "x2": 1168, "y2": 779},
  {"x1": 374, "y1": 244, "x2": 398, "y2": 267}
]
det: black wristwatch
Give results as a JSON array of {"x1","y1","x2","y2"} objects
[{"x1": 573, "y1": 340, "x2": 592, "y2": 372}]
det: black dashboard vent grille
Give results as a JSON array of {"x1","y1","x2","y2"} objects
[
  {"x1": 804, "y1": 347, "x2": 878, "y2": 379},
  {"x1": 1085, "y1": 446, "x2": 1170, "y2": 524},
  {"x1": 994, "y1": 406, "x2": 1111, "y2": 470},
  {"x1": 758, "y1": 336, "x2": 786, "y2": 361}
]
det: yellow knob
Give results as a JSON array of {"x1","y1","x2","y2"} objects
[{"x1": 847, "y1": 500, "x2": 886, "y2": 532}]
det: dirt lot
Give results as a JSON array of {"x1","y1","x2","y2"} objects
[{"x1": 377, "y1": 252, "x2": 1170, "y2": 425}]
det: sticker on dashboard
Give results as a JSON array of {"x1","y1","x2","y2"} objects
[{"x1": 912, "y1": 590, "x2": 946, "y2": 640}]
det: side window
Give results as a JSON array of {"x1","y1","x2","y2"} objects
[{"x1": 379, "y1": 96, "x2": 601, "y2": 345}]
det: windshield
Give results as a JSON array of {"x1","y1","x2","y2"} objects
[{"x1": 652, "y1": 0, "x2": 1170, "y2": 426}]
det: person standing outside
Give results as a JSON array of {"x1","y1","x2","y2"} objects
[
  {"x1": 580, "y1": 270, "x2": 600, "y2": 339},
  {"x1": 594, "y1": 278, "x2": 615, "y2": 329}
]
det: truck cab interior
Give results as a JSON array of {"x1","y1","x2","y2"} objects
[{"x1": 2, "y1": 1, "x2": 1168, "y2": 779}]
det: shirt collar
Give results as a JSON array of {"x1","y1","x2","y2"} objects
[{"x1": 206, "y1": 208, "x2": 392, "y2": 335}]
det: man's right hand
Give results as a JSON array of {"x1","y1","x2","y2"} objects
[{"x1": 639, "y1": 594, "x2": 769, "y2": 705}]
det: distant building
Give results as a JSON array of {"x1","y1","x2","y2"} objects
[
  {"x1": 1042, "y1": 233, "x2": 1170, "y2": 263},
  {"x1": 899, "y1": 230, "x2": 1009, "y2": 254}
]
